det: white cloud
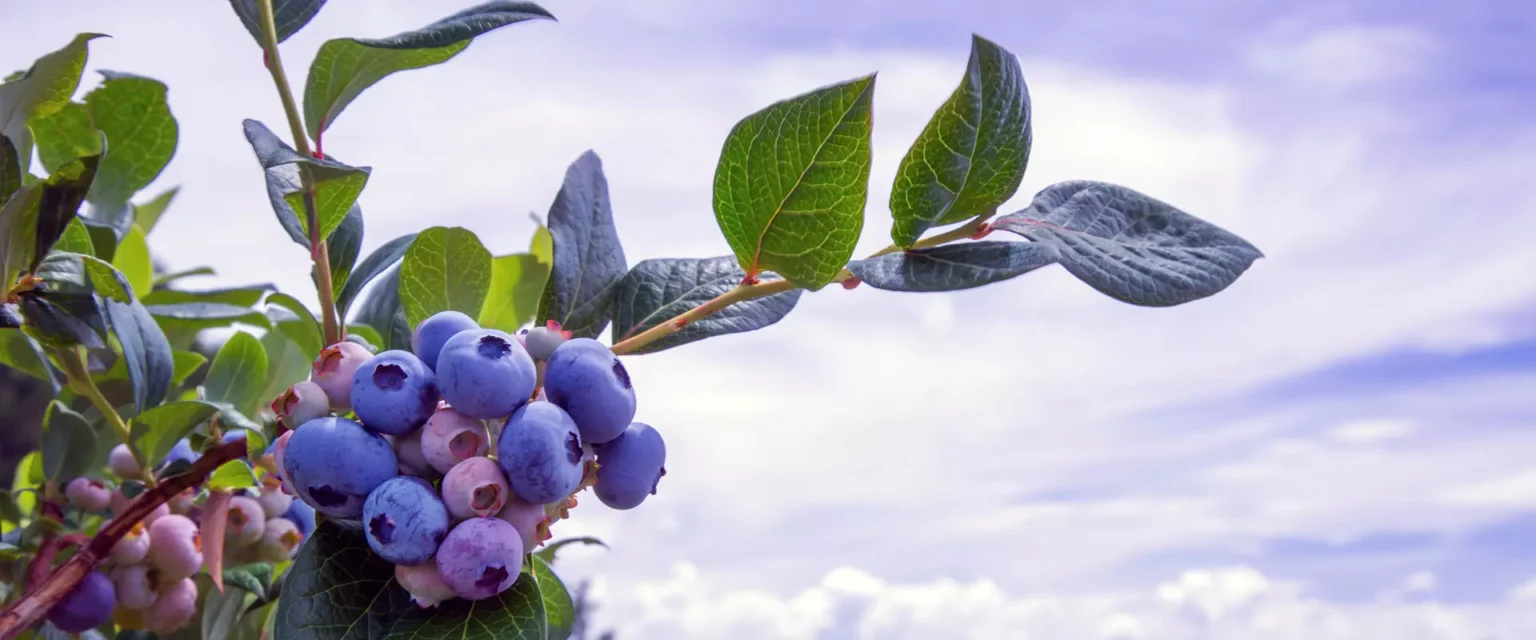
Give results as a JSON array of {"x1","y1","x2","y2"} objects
[{"x1": 1329, "y1": 419, "x2": 1416, "y2": 445}]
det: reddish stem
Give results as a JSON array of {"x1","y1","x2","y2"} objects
[
  {"x1": 24, "y1": 534, "x2": 85, "y2": 587},
  {"x1": 0, "y1": 441, "x2": 247, "y2": 640}
]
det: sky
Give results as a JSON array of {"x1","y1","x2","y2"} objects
[{"x1": 5, "y1": 0, "x2": 1536, "y2": 638}]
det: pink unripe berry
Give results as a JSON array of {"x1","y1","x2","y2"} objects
[
  {"x1": 225, "y1": 496, "x2": 266, "y2": 548},
  {"x1": 394, "y1": 428, "x2": 438, "y2": 478},
  {"x1": 108, "y1": 444, "x2": 140, "y2": 479},
  {"x1": 495, "y1": 496, "x2": 552, "y2": 552},
  {"x1": 167, "y1": 487, "x2": 197, "y2": 514},
  {"x1": 111, "y1": 489, "x2": 169, "y2": 526},
  {"x1": 395, "y1": 562, "x2": 457, "y2": 609},
  {"x1": 111, "y1": 563, "x2": 158, "y2": 610},
  {"x1": 257, "y1": 486, "x2": 294, "y2": 518},
  {"x1": 257, "y1": 518, "x2": 304, "y2": 563},
  {"x1": 310, "y1": 342, "x2": 372, "y2": 410},
  {"x1": 108, "y1": 520, "x2": 151, "y2": 565},
  {"x1": 271, "y1": 380, "x2": 332, "y2": 427},
  {"x1": 143, "y1": 577, "x2": 197, "y2": 633},
  {"x1": 421, "y1": 407, "x2": 488, "y2": 474},
  {"x1": 65, "y1": 477, "x2": 111, "y2": 511},
  {"x1": 147, "y1": 515, "x2": 203, "y2": 582},
  {"x1": 442, "y1": 457, "x2": 509, "y2": 519}
]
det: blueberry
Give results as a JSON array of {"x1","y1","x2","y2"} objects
[
  {"x1": 396, "y1": 562, "x2": 458, "y2": 609},
  {"x1": 110, "y1": 563, "x2": 156, "y2": 610},
  {"x1": 283, "y1": 416, "x2": 398, "y2": 518},
  {"x1": 147, "y1": 514, "x2": 203, "y2": 582},
  {"x1": 495, "y1": 496, "x2": 551, "y2": 552},
  {"x1": 593, "y1": 423, "x2": 667, "y2": 510},
  {"x1": 108, "y1": 443, "x2": 140, "y2": 479},
  {"x1": 497, "y1": 402, "x2": 585, "y2": 505},
  {"x1": 270, "y1": 380, "x2": 331, "y2": 429},
  {"x1": 435, "y1": 517, "x2": 524, "y2": 600},
  {"x1": 47, "y1": 570, "x2": 114, "y2": 633},
  {"x1": 363, "y1": 477, "x2": 451, "y2": 566},
  {"x1": 421, "y1": 405, "x2": 489, "y2": 474},
  {"x1": 543, "y1": 338, "x2": 636, "y2": 444},
  {"x1": 225, "y1": 496, "x2": 267, "y2": 548},
  {"x1": 143, "y1": 576, "x2": 197, "y2": 633},
  {"x1": 436, "y1": 329, "x2": 536, "y2": 419},
  {"x1": 442, "y1": 457, "x2": 509, "y2": 519},
  {"x1": 311, "y1": 341, "x2": 372, "y2": 410},
  {"x1": 282, "y1": 499, "x2": 316, "y2": 539},
  {"x1": 412, "y1": 311, "x2": 480, "y2": 371},
  {"x1": 162, "y1": 438, "x2": 199, "y2": 469},
  {"x1": 522, "y1": 321, "x2": 572, "y2": 361},
  {"x1": 394, "y1": 427, "x2": 440, "y2": 479},
  {"x1": 257, "y1": 486, "x2": 294, "y2": 519},
  {"x1": 65, "y1": 477, "x2": 110, "y2": 511},
  {"x1": 351, "y1": 350, "x2": 439, "y2": 435},
  {"x1": 258, "y1": 518, "x2": 304, "y2": 563},
  {"x1": 107, "y1": 520, "x2": 150, "y2": 565}
]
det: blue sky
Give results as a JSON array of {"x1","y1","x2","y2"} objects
[{"x1": 6, "y1": 0, "x2": 1535, "y2": 637}]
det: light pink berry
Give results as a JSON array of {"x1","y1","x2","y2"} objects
[
  {"x1": 495, "y1": 496, "x2": 552, "y2": 552},
  {"x1": 111, "y1": 563, "x2": 158, "y2": 610},
  {"x1": 271, "y1": 380, "x2": 332, "y2": 428},
  {"x1": 310, "y1": 342, "x2": 372, "y2": 410},
  {"x1": 421, "y1": 407, "x2": 488, "y2": 474},
  {"x1": 395, "y1": 562, "x2": 458, "y2": 609},
  {"x1": 442, "y1": 457, "x2": 509, "y2": 519},
  {"x1": 143, "y1": 577, "x2": 197, "y2": 633},
  {"x1": 108, "y1": 444, "x2": 140, "y2": 479},
  {"x1": 257, "y1": 518, "x2": 303, "y2": 563},
  {"x1": 146, "y1": 515, "x2": 203, "y2": 582},
  {"x1": 65, "y1": 478, "x2": 111, "y2": 511},
  {"x1": 225, "y1": 496, "x2": 266, "y2": 548},
  {"x1": 107, "y1": 520, "x2": 150, "y2": 565}
]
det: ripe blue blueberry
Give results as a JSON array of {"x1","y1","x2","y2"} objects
[
  {"x1": 283, "y1": 416, "x2": 398, "y2": 518},
  {"x1": 436, "y1": 329, "x2": 536, "y2": 419},
  {"x1": 497, "y1": 402, "x2": 585, "y2": 505},
  {"x1": 282, "y1": 498, "x2": 316, "y2": 539},
  {"x1": 364, "y1": 476, "x2": 451, "y2": 566},
  {"x1": 594, "y1": 422, "x2": 668, "y2": 510},
  {"x1": 162, "y1": 438, "x2": 199, "y2": 470},
  {"x1": 435, "y1": 517, "x2": 524, "y2": 600},
  {"x1": 542, "y1": 338, "x2": 636, "y2": 444},
  {"x1": 47, "y1": 570, "x2": 114, "y2": 633},
  {"x1": 412, "y1": 311, "x2": 480, "y2": 371},
  {"x1": 351, "y1": 350, "x2": 439, "y2": 436}
]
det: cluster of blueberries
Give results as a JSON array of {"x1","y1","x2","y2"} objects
[
  {"x1": 271, "y1": 313, "x2": 667, "y2": 606},
  {"x1": 46, "y1": 440, "x2": 316, "y2": 634}
]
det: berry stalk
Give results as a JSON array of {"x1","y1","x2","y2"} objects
[
  {"x1": 254, "y1": 0, "x2": 342, "y2": 346},
  {"x1": 0, "y1": 440, "x2": 248, "y2": 640}
]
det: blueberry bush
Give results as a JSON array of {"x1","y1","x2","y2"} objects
[{"x1": 0, "y1": 1, "x2": 1263, "y2": 638}]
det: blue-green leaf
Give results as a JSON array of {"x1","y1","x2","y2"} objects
[
  {"x1": 609, "y1": 257, "x2": 801, "y2": 354},
  {"x1": 203, "y1": 331, "x2": 269, "y2": 417},
  {"x1": 846, "y1": 240, "x2": 1058, "y2": 292},
  {"x1": 535, "y1": 151, "x2": 626, "y2": 338},
  {"x1": 228, "y1": 0, "x2": 328, "y2": 45}
]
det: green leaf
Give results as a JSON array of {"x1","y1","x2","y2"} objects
[
  {"x1": 204, "y1": 331, "x2": 269, "y2": 416},
  {"x1": 302, "y1": 1, "x2": 555, "y2": 139},
  {"x1": 154, "y1": 265, "x2": 216, "y2": 289},
  {"x1": 256, "y1": 330, "x2": 311, "y2": 415},
  {"x1": 398, "y1": 226, "x2": 492, "y2": 331},
  {"x1": 535, "y1": 151, "x2": 627, "y2": 338},
  {"x1": 228, "y1": 0, "x2": 328, "y2": 45},
  {"x1": 532, "y1": 555, "x2": 574, "y2": 639},
  {"x1": 28, "y1": 102, "x2": 99, "y2": 173},
  {"x1": 0, "y1": 33, "x2": 106, "y2": 175},
  {"x1": 335, "y1": 232, "x2": 414, "y2": 319},
  {"x1": 0, "y1": 492, "x2": 21, "y2": 523},
  {"x1": 78, "y1": 72, "x2": 179, "y2": 213},
  {"x1": 41, "y1": 400, "x2": 96, "y2": 483},
  {"x1": 171, "y1": 349, "x2": 206, "y2": 385},
  {"x1": 609, "y1": 257, "x2": 802, "y2": 354},
  {"x1": 104, "y1": 297, "x2": 174, "y2": 412},
  {"x1": 78, "y1": 254, "x2": 133, "y2": 302},
  {"x1": 133, "y1": 185, "x2": 179, "y2": 234},
  {"x1": 846, "y1": 240, "x2": 1058, "y2": 292},
  {"x1": 479, "y1": 253, "x2": 547, "y2": 334},
  {"x1": 0, "y1": 135, "x2": 20, "y2": 204},
  {"x1": 530, "y1": 219, "x2": 552, "y2": 265},
  {"x1": 274, "y1": 520, "x2": 548, "y2": 639},
  {"x1": 345, "y1": 323, "x2": 383, "y2": 352},
  {"x1": 242, "y1": 119, "x2": 370, "y2": 247},
  {"x1": 111, "y1": 224, "x2": 153, "y2": 299},
  {"x1": 990, "y1": 181, "x2": 1263, "y2": 306},
  {"x1": 201, "y1": 576, "x2": 253, "y2": 640},
  {"x1": 50, "y1": 218, "x2": 94, "y2": 255},
  {"x1": 145, "y1": 283, "x2": 274, "y2": 307},
  {"x1": 223, "y1": 562, "x2": 274, "y2": 598},
  {"x1": 350, "y1": 265, "x2": 410, "y2": 351},
  {"x1": 244, "y1": 428, "x2": 268, "y2": 461},
  {"x1": 146, "y1": 302, "x2": 271, "y2": 331},
  {"x1": 0, "y1": 152, "x2": 102, "y2": 288},
  {"x1": 207, "y1": 460, "x2": 258, "y2": 491},
  {"x1": 713, "y1": 74, "x2": 875, "y2": 290},
  {"x1": 890, "y1": 35, "x2": 1032, "y2": 247},
  {"x1": 326, "y1": 205, "x2": 363, "y2": 304},
  {"x1": 130, "y1": 400, "x2": 218, "y2": 464},
  {"x1": 264, "y1": 292, "x2": 322, "y2": 358},
  {"x1": 533, "y1": 536, "x2": 607, "y2": 565},
  {"x1": 0, "y1": 330, "x2": 56, "y2": 387}
]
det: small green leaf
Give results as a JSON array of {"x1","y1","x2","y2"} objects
[
  {"x1": 131, "y1": 400, "x2": 218, "y2": 465},
  {"x1": 0, "y1": 329, "x2": 56, "y2": 387},
  {"x1": 349, "y1": 265, "x2": 410, "y2": 351},
  {"x1": 398, "y1": 226, "x2": 492, "y2": 331},
  {"x1": 154, "y1": 265, "x2": 216, "y2": 289},
  {"x1": 228, "y1": 0, "x2": 328, "y2": 45},
  {"x1": 204, "y1": 331, "x2": 269, "y2": 416},
  {"x1": 242, "y1": 119, "x2": 370, "y2": 248},
  {"x1": 110, "y1": 224, "x2": 153, "y2": 299},
  {"x1": 222, "y1": 562, "x2": 274, "y2": 597},
  {"x1": 0, "y1": 135, "x2": 20, "y2": 204},
  {"x1": 133, "y1": 185, "x2": 179, "y2": 235},
  {"x1": 535, "y1": 151, "x2": 627, "y2": 338},
  {"x1": 145, "y1": 283, "x2": 274, "y2": 307},
  {"x1": 326, "y1": 204, "x2": 363, "y2": 303},
  {"x1": 335, "y1": 232, "x2": 414, "y2": 319},
  {"x1": 274, "y1": 520, "x2": 548, "y2": 639},
  {"x1": 714, "y1": 74, "x2": 875, "y2": 290},
  {"x1": 0, "y1": 152, "x2": 102, "y2": 288},
  {"x1": 890, "y1": 35, "x2": 1031, "y2": 247},
  {"x1": 119, "y1": 479, "x2": 146, "y2": 499},
  {"x1": 171, "y1": 349, "x2": 206, "y2": 385},
  {"x1": 609, "y1": 257, "x2": 802, "y2": 354},
  {"x1": 0, "y1": 492, "x2": 21, "y2": 523},
  {"x1": 0, "y1": 33, "x2": 107, "y2": 175},
  {"x1": 79, "y1": 72, "x2": 179, "y2": 216},
  {"x1": 200, "y1": 574, "x2": 252, "y2": 640},
  {"x1": 345, "y1": 323, "x2": 383, "y2": 352},
  {"x1": 28, "y1": 102, "x2": 99, "y2": 173},
  {"x1": 103, "y1": 296, "x2": 174, "y2": 412},
  {"x1": 244, "y1": 428, "x2": 268, "y2": 461},
  {"x1": 41, "y1": 400, "x2": 96, "y2": 483},
  {"x1": 479, "y1": 253, "x2": 547, "y2": 334},
  {"x1": 50, "y1": 218, "x2": 94, "y2": 255},
  {"x1": 302, "y1": 1, "x2": 555, "y2": 139},
  {"x1": 206, "y1": 460, "x2": 258, "y2": 491},
  {"x1": 533, "y1": 536, "x2": 608, "y2": 565},
  {"x1": 533, "y1": 555, "x2": 574, "y2": 639},
  {"x1": 264, "y1": 292, "x2": 322, "y2": 358},
  {"x1": 78, "y1": 254, "x2": 133, "y2": 302},
  {"x1": 846, "y1": 240, "x2": 1058, "y2": 292}
]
